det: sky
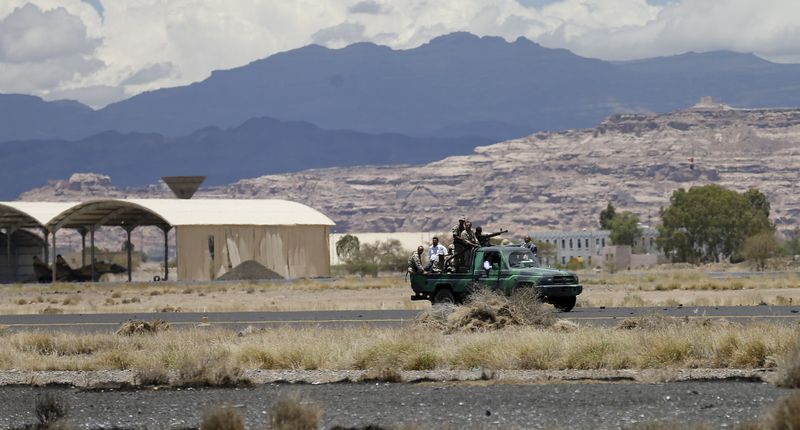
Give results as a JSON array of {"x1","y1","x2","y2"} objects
[{"x1": 1, "y1": 0, "x2": 798, "y2": 108}]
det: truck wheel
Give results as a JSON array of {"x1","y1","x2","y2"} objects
[
  {"x1": 551, "y1": 297, "x2": 576, "y2": 312},
  {"x1": 433, "y1": 288, "x2": 455, "y2": 305}
]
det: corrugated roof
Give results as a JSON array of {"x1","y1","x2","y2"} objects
[
  {"x1": 45, "y1": 199, "x2": 335, "y2": 229},
  {"x1": 0, "y1": 202, "x2": 78, "y2": 229}
]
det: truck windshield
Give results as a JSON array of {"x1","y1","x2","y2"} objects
[{"x1": 507, "y1": 250, "x2": 539, "y2": 268}]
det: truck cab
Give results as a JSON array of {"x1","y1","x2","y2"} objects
[{"x1": 409, "y1": 246, "x2": 582, "y2": 311}]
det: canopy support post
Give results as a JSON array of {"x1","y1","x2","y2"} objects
[
  {"x1": 79, "y1": 228, "x2": 87, "y2": 268},
  {"x1": 162, "y1": 226, "x2": 171, "y2": 281},
  {"x1": 51, "y1": 230, "x2": 57, "y2": 283},
  {"x1": 42, "y1": 228, "x2": 49, "y2": 265},
  {"x1": 90, "y1": 228, "x2": 96, "y2": 282},
  {"x1": 125, "y1": 227, "x2": 133, "y2": 282},
  {"x1": 4, "y1": 229, "x2": 11, "y2": 282}
]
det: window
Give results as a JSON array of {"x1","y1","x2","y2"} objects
[
  {"x1": 562, "y1": 239, "x2": 566, "y2": 249},
  {"x1": 569, "y1": 239, "x2": 573, "y2": 249},
  {"x1": 561, "y1": 256, "x2": 566, "y2": 265},
  {"x1": 577, "y1": 239, "x2": 581, "y2": 249},
  {"x1": 601, "y1": 238, "x2": 606, "y2": 247},
  {"x1": 586, "y1": 239, "x2": 590, "y2": 248},
  {"x1": 596, "y1": 238, "x2": 600, "y2": 246}
]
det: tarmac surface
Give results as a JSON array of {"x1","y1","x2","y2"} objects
[
  {"x1": 0, "y1": 381, "x2": 793, "y2": 429},
  {"x1": 0, "y1": 305, "x2": 798, "y2": 332}
]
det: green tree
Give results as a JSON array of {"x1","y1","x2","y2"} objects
[
  {"x1": 608, "y1": 211, "x2": 641, "y2": 247},
  {"x1": 657, "y1": 185, "x2": 773, "y2": 263},
  {"x1": 741, "y1": 232, "x2": 779, "y2": 271},
  {"x1": 599, "y1": 202, "x2": 616, "y2": 230},
  {"x1": 335, "y1": 234, "x2": 360, "y2": 263},
  {"x1": 782, "y1": 227, "x2": 800, "y2": 256}
]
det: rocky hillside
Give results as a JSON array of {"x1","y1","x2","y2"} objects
[{"x1": 20, "y1": 100, "x2": 800, "y2": 236}]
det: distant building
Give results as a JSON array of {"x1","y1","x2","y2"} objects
[
  {"x1": 531, "y1": 230, "x2": 610, "y2": 267},
  {"x1": 532, "y1": 226, "x2": 662, "y2": 269}
]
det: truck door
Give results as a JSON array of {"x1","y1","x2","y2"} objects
[
  {"x1": 496, "y1": 252, "x2": 515, "y2": 295},
  {"x1": 477, "y1": 251, "x2": 502, "y2": 290}
]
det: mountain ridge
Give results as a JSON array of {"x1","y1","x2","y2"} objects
[
  {"x1": 4, "y1": 33, "x2": 800, "y2": 143},
  {"x1": 19, "y1": 102, "x2": 800, "y2": 235}
]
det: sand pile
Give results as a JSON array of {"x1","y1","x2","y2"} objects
[{"x1": 216, "y1": 260, "x2": 284, "y2": 281}]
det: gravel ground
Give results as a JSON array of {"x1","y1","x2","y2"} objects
[{"x1": 0, "y1": 381, "x2": 793, "y2": 429}]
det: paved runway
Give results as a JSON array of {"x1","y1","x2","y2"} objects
[{"x1": 1, "y1": 305, "x2": 798, "y2": 332}]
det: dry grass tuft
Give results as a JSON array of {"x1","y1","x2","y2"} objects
[
  {"x1": 176, "y1": 358, "x2": 250, "y2": 387},
  {"x1": 39, "y1": 306, "x2": 63, "y2": 315},
  {"x1": 201, "y1": 405, "x2": 245, "y2": 430},
  {"x1": 61, "y1": 296, "x2": 80, "y2": 306},
  {"x1": 616, "y1": 314, "x2": 737, "y2": 331},
  {"x1": 775, "y1": 337, "x2": 800, "y2": 388},
  {"x1": 417, "y1": 288, "x2": 555, "y2": 332},
  {"x1": 359, "y1": 367, "x2": 403, "y2": 383},
  {"x1": 551, "y1": 319, "x2": 579, "y2": 332},
  {"x1": 135, "y1": 367, "x2": 170, "y2": 386},
  {"x1": 270, "y1": 392, "x2": 323, "y2": 430},
  {"x1": 765, "y1": 391, "x2": 800, "y2": 430},
  {"x1": 35, "y1": 392, "x2": 68, "y2": 428},
  {"x1": 115, "y1": 319, "x2": 169, "y2": 336}
]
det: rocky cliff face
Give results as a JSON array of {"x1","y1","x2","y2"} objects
[{"x1": 20, "y1": 102, "x2": 800, "y2": 237}]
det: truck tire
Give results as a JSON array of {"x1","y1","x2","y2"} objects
[
  {"x1": 550, "y1": 296, "x2": 576, "y2": 312},
  {"x1": 433, "y1": 288, "x2": 455, "y2": 305}
]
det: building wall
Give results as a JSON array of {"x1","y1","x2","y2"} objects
[
  {"x1": 532, "y1": 230, "x2": 611, "y2": 267},
  {"x1": 176, "y1": 225, "x2": 331, "y2": 281},
  {"x1": 0, "y1": 230, "x2": 44, "y2": 283}
]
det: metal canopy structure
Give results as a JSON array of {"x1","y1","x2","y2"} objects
[
  {"x1": 48, "y1": 200, "x2": 170, "y2": 231},
  {"x1": 0, "y1": 199, "x2": 335, "y2": 284},
  {"x1": 0, "y1": 202, "x2": 77, "y2": 230}
]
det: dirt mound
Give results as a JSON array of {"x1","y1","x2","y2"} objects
[
  {"x1": 216, "y1": 260, "x2": 284, "y2": 281},
  {"x1": 417, "y1": 288, "x2": 556, "y2": 332},
  {"x1": 116, "y1": 319, "x2": 169, "y2": 335}
]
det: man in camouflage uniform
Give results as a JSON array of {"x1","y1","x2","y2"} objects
[
  {"x1": 407, "y1": 246, "x2": 425, "y2": 274},
  {"x1": 457, "y1": 220, "x2": 480, "y2": 271},
  {"x1": 451, "y1": 217, "x2": 467, "y2": 271}
]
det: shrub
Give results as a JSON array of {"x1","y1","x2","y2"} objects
[
  {"x1": 135, "y1": 367, "x2": 170, "y2": 386},
  {"x1": 201, "y1": 405, "x2": 245, "y2": 430},
  {"x1": 115, "y1": 320, "x2": 169, "y2": 336},
  {"x1": 765, "y1": 391, "x2": 800, "y2": 430},
  {"x1": 35, "y1": 393, "x2": 68, "y2": 427},
  {"x1": 176, "y1": 357, "x2": 250, "y2": 387},
  {"x1": 775, "y1": 338, "x2": 800, "y2": 388},
  {"x1": 270, "y1": 392, "x2": 323, "y2": 430}
]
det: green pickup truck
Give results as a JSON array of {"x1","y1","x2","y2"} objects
[{"x1": 409, "y1": 246, "x2": 582, "y2": 311}]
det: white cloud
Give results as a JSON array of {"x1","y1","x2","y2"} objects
[
  {"x1": 312, "y1": 22, "x2": 367, "y2": 47},
  {"x1": 121, "y1": 62, "x2": 177, "y2": 86},
  {"x1": 1, "y1": 0, "x2": 799, "y2": 107},
  {"x1": 0, "y1": 3, "x2": 102, "y2": 95},
  {"x1": 349, "y1": 1, "x2": 390, "y2": 15}
]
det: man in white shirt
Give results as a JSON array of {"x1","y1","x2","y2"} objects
[{"x1": 425, "y1": 236, "x2": 448, "y2": 271}]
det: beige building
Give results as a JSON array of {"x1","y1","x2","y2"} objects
[{"x1": 0, "y1": 199, "x2": 334, "y2": 282}]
